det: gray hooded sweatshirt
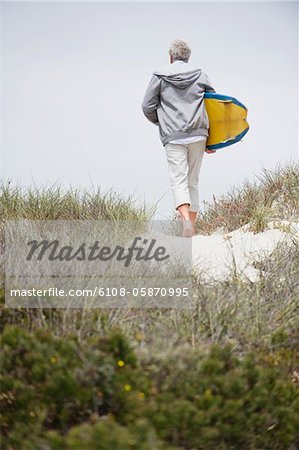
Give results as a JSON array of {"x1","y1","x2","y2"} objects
[{"x1": 142, "y1": 61, "x2": 215, "y2": 146}]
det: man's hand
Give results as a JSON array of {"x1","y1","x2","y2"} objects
[{"x1": 205, "y1": 149, "x2": 217, "y2": 154}]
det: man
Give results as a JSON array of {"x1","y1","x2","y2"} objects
[{"x1": 142, "y1": 39, "x2": 216, "y2": 237}]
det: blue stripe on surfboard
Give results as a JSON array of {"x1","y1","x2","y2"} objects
[
  {"x1": 206, "y1": 127, "x2": 249, "y2": 150},
  {"x1": 204, "y1": 92, "x2": 247, "y2": 110}
]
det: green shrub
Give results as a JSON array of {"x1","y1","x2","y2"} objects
[
  {"x1": 0, "y1": 326, "x2": 148, "y2": 449},
  {"x1": 15, "y1": 418, "x2": 178, "y2": 450},
  {"x1": 145, "y1": 346, "x2": 299, "y2": 450},
  {"x1": 1, "y1": 326, "x2": 298, "y2": 450},
  {"x1": 64, "y1": 418, "x2": 176, "y2": 450}
]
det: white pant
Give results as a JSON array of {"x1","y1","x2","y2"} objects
[{"x1": 165, "y1": 139, "x2": 206, "y2": 212}]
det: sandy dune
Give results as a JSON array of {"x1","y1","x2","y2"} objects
[
  {"x1": 145, "y1": 220, "x2": 299, "y2": 283},
  {"x1": 192, "y1": 221, "x2": 298, "y2": 282}
]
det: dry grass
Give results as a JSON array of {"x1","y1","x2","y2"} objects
[
  {"x1": 1, "y1": 239, "x2": 298, "y2": 358},
  {"x1": 196, "y1": 163, "x2": 299, "y2": 235},
  {"x1": 0, "y1": 164, "x2": 298, "y2": 357},
  {"x1": 0, "y1": 184, "x2": 154, "y2": 222}
]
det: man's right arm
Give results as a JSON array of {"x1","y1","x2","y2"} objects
[{"x1": 142, "y1": 75, "x2": 161, "y2": 126}]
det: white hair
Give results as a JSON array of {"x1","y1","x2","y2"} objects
[{"x1": 169, "y1": 39, "x2": 191, "y2": 62}]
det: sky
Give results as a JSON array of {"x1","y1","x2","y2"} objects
[{"x1": 1, "y1": 1, "x2": 298, "y2": 218}]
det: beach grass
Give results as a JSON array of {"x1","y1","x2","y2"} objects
[
  {"x1": 1, "y1": 164, "x2": 299, "y2": 450},
  {"x1": 196, "y1": 163, "x2": 299, "y2": 235}
]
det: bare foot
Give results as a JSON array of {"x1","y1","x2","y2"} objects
[
  {"x1": 182, "y1": 219, "x2": 194, "y2": 238},
  {"x1": 189, "y1": 211, "x2": 197, "y2": 235},
  {"x1": 177, "y1": 204, "x2": 195, "y2": 237}
]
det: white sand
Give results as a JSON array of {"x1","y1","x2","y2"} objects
[
  {"x1": 145, "y1": 220, "x2": 299, "y2": 283},
  {"x1": 192, "y1": 221, "x2": 298, "y2": 282}
]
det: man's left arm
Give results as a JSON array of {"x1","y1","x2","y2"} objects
[
  {"x1": 202, "y1": 73, "x2": 216, "y2": 153},
  {"x1": 142, "y1": 75, "x2": 161, "y2": 126},
  {"x1": 201, "y1": 72, "x2": 216, "y2": 93}
]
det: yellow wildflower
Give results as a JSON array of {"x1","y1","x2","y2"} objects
[
  {"x1": 137, "y1": 392, "x2": 145, "y2": 401},
  {"x1": 135, "y1": 332, "x2": 144, "y2": 342},
  {"x1": 204, "y1": 388, "x2": 213, "y2": 398}
]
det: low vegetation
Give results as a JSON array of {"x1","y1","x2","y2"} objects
[
  {"x1": 196, "y1": 163, "x2": 299, "y2": 234},
  {"x1": 0, "y1": 164, "x2": 298, "y2": 449}
]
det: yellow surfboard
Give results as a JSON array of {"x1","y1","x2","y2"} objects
[{"x1": 204, "y1": 93, "x2": 249, "y2": 150}]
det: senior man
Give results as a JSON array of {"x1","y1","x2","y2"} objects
[{"x1": 142, "y1": 39, "x2": 215, "y2": 237}]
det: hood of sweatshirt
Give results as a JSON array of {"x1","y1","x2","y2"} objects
[{"x1": 153, "y1": 61, "x2": 202, "y2": 89}]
